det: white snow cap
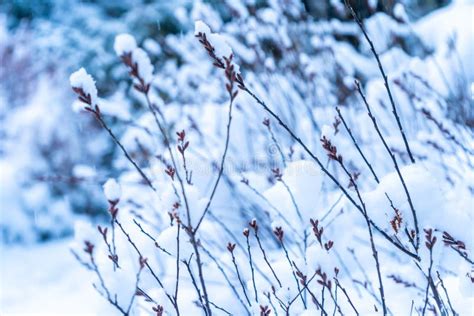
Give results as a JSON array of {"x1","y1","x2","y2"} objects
[
  {"x1": 114, "y1": 33, "x2": 154, "y2": 84},
  {"x1": 194, "y1": 20, "x2": 233, "y2": 59},
  {"x1": 194, "y1": 20, "x2": 211, "y2": 36},
  {"x1": 131, "y1": 48, "x2": 154, "y2": 84},
  {"x1": 103, "y1": 178, "x2": 122, "y2": 202},
  {"x1": 69, "y1": 68, "x2": 98, "y2": 106},
  {"x1": 114, "y1": 33, "x2": 137, "y2": 56},
  {"x1": 320, "y1": 124, "x2": 333, "y2": 140},
  {"x1": 393, "y1": 3, "x2": 409, "y2": 22}
]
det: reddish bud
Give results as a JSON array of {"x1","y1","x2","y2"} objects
[{"x1": 227, "y1": 242, "x2": 236, "y2": 253}]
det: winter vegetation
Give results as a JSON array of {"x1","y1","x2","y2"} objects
[{"x1": 0, "y1": 0, "x2": 473, "y2": 315}]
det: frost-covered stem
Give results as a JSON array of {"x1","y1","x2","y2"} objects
[
  {"x1": 330, "y1": 285, "x2": 343, "y2": 316},
  {"x1": 338, "y1": 161, "x2": 387, "y2": 315},
  {"x1": 333, "y1": 285, "x2": 338, "y2": 316},
  {"x1": 422, "y1": 248, "x2": 434, "y2": 315},
  {"x1": 179, "y1": 148, "x2": 192, "y2": 184},
  {"x1": 242, "y1": 181, "x2": 302, "y2": 239},
  {"x1": 136, "y1": 287, "x2": 157, "y2": 304},
  {"x1": 114, "y1": 220, "x2": 179, "y2": 314},
  {"x1": 421, "y1": 108, "x2": 474, "y2": 156},
  {"x1": 355, "y1": 81, "x2": 420, "y2": 252},
  {"x1": 279, "y1": 240, "x2": 306, "y2": 308},
  {"x1": 436, "y1": 271, "x2": 457, "y2": 316},
  {"x1": 143, "y1": 93, "x2": 211, "y2": 315},
  {"x1": 98, "y1": 225, "x2": 120, "y2": 270},
  {"x1": 70, "y1": 249, "x2": 93, "y2": 270},
  {"x1": 243, "y1": 87, "x2": 419, "y2": 260},
  {"x1": 228, "y1": 246, "x2": 252, "y2": 306},
  {"x1": 253, "y1": 228, "x2": 282, "y2": 287},
  {"x1": 132, "y1": 219, "x2": 172, "y2": 256},
  {"x1": 125, "y1": 264, "x2": 144, "y2": 315},
  {"x1": 182, "y1": 256, "x2": 206, "y2": 315},
  {"x1": 189, "y1": 234, "x2": 212, "y2": 315},
  {"x1": 194, "y1": 94, "x2": 234, "y2": 233},
  {"x1": 174, "y1": 222, "x2": 181, "y2": 309},
  {"x1": 280, "y1": 179, "x2": 303, "y2": 222},
  {"x1": 321, "y1": 287, "x2": 325, "y2": 316},
  {"x1": 265, "y1": 121, "x2": 287, "y2": 168},
  {"x1": 448, "y1": 245, "x2": 474, "y2": 265},
  {"x1": 143, "y1": 93, "x2": 189, "y2": 208},
  {"x1": 244, "y1": 233, "x2": 258, "y2": 303},
  {"x1": 287, "y1": 270, "x2": 326, "y2": 315},
  {"x1": 201, "y1": 246, "x2": 251, "y2": 315},
  {"x1": 272, "y1": 287, "x2": 289, "y2": 313},
  {"x1": 335, "y1": 107, "x2": 379, "y2": 183},
  {"x1": 87, "y1": 249, "x2": 128, "y2": 315},
  {"x1": 264, "y1": 292, "x2": 279, "y2": 316},
  {"x1": 334, "y1": 278, "x2": 359, "y2": 316},
  {"x1": 88, "y1": 108, "x2": 156, "y2": 191},
  {"x1": 110, "y1": 220, "x2": 118, "y2": 270},
  {"x1": 208, "y1": 301, "x2": 232, "y2": 315},
  {"x1": 344, "y1": 0, "x2": 415, "y2": 164},
  {"x1": 348, "y1": 248, "x2": 383, "y2": 306},
  {"x1": 142, "y1": 93, "x2": 191, "y2": 246},
  {"x1": 279, "y1": 178, "x2": 307, "y2": 256}
]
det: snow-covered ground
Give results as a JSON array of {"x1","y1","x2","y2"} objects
[{"x1": 0, "y1": 239, "x2": 104, "y2": 315}]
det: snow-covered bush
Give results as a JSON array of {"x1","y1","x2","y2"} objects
[{"x1": 67, "y1": 1, "x2": 473, "y2": 315}]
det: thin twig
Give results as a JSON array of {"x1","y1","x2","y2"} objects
[
  {"x1": 243, "y1": 86, "x2": 419, "y2": 261},
  {"x1": 344, "y1": 0, "x2": 415, "y2": 163},
  {"x1": 355, "y1": 81, "x2": 420, "y2": 252}
]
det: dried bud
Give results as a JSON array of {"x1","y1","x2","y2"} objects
[
  {"x1": 165, "y1": 166, "x2": 176, "y2": 180},
  {"x1": 442, "y1": 231, "x2": 466, "y2": 250},
  {"x1": 177, "y1": 130, "x2": 186, "y2": 142},
  {"x1": 324, "y1": 240, "x2": 334, "y2": 251},
  {"x1": 84, "y1": 240, "x2": 94, "y2": 254},
  {"x1": 243, "y1": 228, "x2": 250, "y2": 237},
  {"x1": 260, "y1": 305, "x2": 271, "y2": 316},
  {"x1": 272, "y1": 168, "x2": 282, "y2": 181},
  {"x1": 390, "y1": 208, "x2": 403, "y2": 233},
  {"x1": 227, "y1": 242, "x2": 236, "y2": 253},
  {"x1": 108, "y1": 254, "x2": 119, "y2": 265},
  {"x1": 424, "y1": 228, "x2": 437, "y2": 250},
  {"x1": 249, "y1": 218, "x2": 258, "y2": 232},
  {"x1": 152, "y1": 305, "x2": 164, "y2": 316},
  {"x1": 320, "y1": 136, "x2": 342, "y2": 163},
  {"x1": 310, "y1": 218, "x2": 324, "y2": 247},
  {"x1": 273, "y1": 226, "x2": 284, "y2": 242},
  {"x1": 139, "y1": 256, "x2": 148, "y2": 270}
]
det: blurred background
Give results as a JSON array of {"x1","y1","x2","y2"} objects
[{"x1": 0, "y1": 0, "x2": 457, "y2": 244}]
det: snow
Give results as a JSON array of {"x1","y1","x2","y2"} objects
[
  {"x1": 131, "y1": 48, "x2": 154, "y2": 84},
  {"x1": 194, "y1": 20, "x2": 233, "y2": 59},
  {"x1": 113, "y1": 33, "x2": 137, "y2": 56},
  {"x1": 69, "y1": 67, "x2": 98, "y2": 106},
  {"x1": 0, "y1": 239, "x2": 109, "y2": 315},
  {"x1": 320, "y1": 124, "x2": 333, "y2": 140},
  {"x1": 393, "y1": 3, "x2": 409, "y2": 22},
  {"x1": 2, "y1": 1, "x2": 474, "y2": 315},
  {"x1": 102, "y1": 178, "x2": 122, "y2": 202},
  {"x1": 194, "y1": 20, "x2": 211, "y2": 36},
  {"x1": 73, "y1": 164, "x2": 97, "y2": 179}
]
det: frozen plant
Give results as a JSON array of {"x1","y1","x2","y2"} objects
[{"x1": 69, "y1": 2, "x2": 473, "y2": 316}]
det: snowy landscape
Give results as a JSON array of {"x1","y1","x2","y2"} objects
[{"x1": 0, "y1": 0, "x2": 473, "y2": 315}]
